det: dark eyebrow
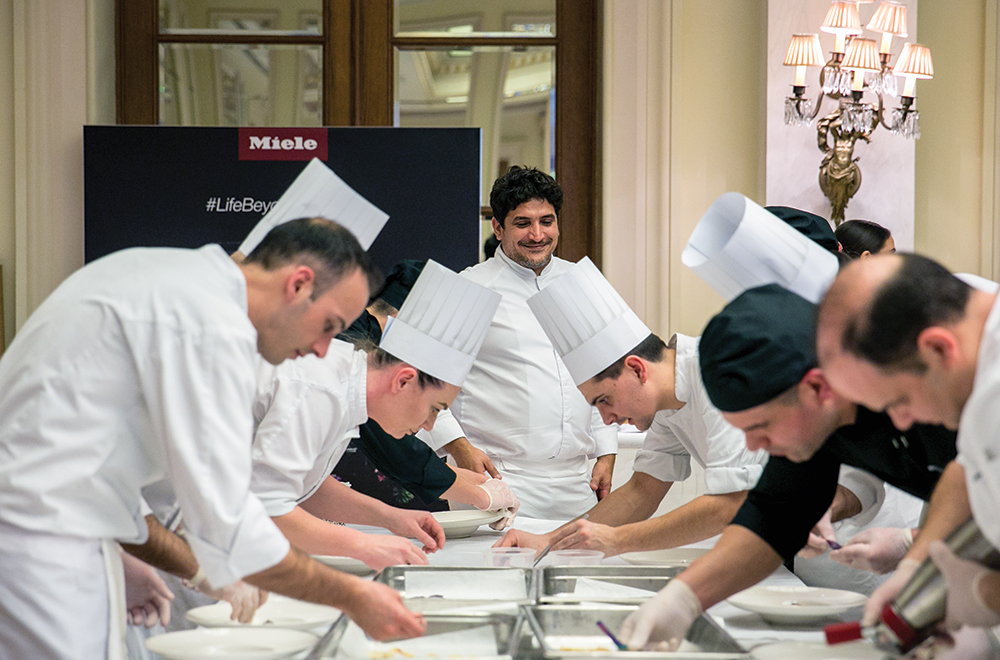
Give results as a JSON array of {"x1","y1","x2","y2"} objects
[{"x1": 743, "y1": 421, "x2": 768, "y2": 432}]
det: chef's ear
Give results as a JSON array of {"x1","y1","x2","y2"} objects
[
  {"x1": 916, "y1": 327, "x2": 959, "y2": 371},
  {"x1": 800, "y1": 367, "x2": 835, "y2": 406},
  {"x1": 623, "y1": 355, "x2": 648, "y2": 383},
  {"x1": 392, "y1": 365, "x2": 419, "y2": 393},
  {"x1": 286, "y1": 265, "x2": 316, "y2": 302}
]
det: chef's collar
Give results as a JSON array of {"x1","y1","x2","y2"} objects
[
  {"x1": 699, "y1": 284, "x2": 817, "y2": 413},
  {"x1": 347, "y1": 347, "x2": 369, "y2": 426},
  {"x1": 495, "y1": 243, "x2": 558, "y2": 281}
]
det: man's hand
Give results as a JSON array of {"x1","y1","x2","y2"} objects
[
  {"x1": 620, "y1": 579, "x2": 702, "y2": 651},
  {"x1": 446, "y1": 437, "x2": 500, "y2": 479},
  {"x1": 590, "y1": 454, "x2": 616, "y2": 500},
  {"x1": 798, "y1": 509, "x2": 836, "y2": 559},
  {"x1": 492, "y1": 528, "x2": 551, "y2": 553},
  {"x1": 357, "y1": 534, "x2": 430, "y2": 570},
  {"x1": 862, "y1": 557, "x2": 921, "y2": 625},
  {"x1": 340, "y1": 581, "x2": 426, "y2": 641},
  {"x1": 830, "y1": 527, "x2": 914, "y2": 574},
  {"x1": 479, "y1": 479, "x2": 521, "y2": 530},
  {"x1": 185, "y1": 571, "x2": 269, "y2": 624},
  {"x1": 928, "y1": 540, "x2": 1000, "y2": 630},
  {"x1": 548, "y1": 519, "x2": 620, "y2": 557},
  {"x1": 122, "y1": 552, "x2": 174, "y2": 628},
  {"x1": 383, "y1": 509, "x2": 446, "y2": 553}
]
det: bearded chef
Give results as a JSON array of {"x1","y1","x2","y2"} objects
[{"x1": 421, "y1": 166, "x2": 617, "y2": 520}]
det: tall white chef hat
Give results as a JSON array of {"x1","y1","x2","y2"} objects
[
  {"x1": 378, "y1": 260, "x2": 501, "y2": 387},
  {"x1": 681, "y1": 192, "x2": 839, "y2": 304},
  {"x1": 527, "y1": 257, "x2": 651, "y2": 386},
  {"x1": 238, "y1": 158, "x2": 390, "y2": 255}
]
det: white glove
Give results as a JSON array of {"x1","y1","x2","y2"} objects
[
  {"x1": 928, "y1": 540, "x2": 1000, "y2": 630},
  {"x1": 863, "y1": 557, "x2": 921, "y2": 625},
  {"x1": 184, "y1": 568, "x2": 268, "y2": 624},
  {"x1": 925, "y1": 626, "x2": 997, "y2": 660},
  {"x1": 121, "y1": 552, "x2": 174, "y2": 628},
  {"x1": 479, "y1": 479, "x2": 520, "y2": 531},
  {"x1": 620, "y1": 579, "x2": 702, "y2": 651},
  {"x1": 830, "y1": 527, "x2": 914, "y2": 574}
]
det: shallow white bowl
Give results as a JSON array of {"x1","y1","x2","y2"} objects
[
  {"x1": 619, "y1": 547, "x2": 709, "y2": 566},
  {"x1": 432, "y1": 509, "x2": 504, "y2": 538},
  {"x1": 310, "y1": 554, "x2": 376, "y2": 576},
  {"x1": 145, "y1": 627, "x2": 318, "y2": 660},
  {"x1": 185, "y1": 594, "x2": 340, "y2": 631},
  {"x1": 728, "y1": 585, "x2": 866, "y2": 625}
]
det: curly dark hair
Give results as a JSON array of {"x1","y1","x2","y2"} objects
[{"x1": 489, "y1": 166, "x2": 563, "y2": 227}]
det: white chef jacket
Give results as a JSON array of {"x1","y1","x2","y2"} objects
[
  {"x1": 250, "y1": 339, "x2": 368, "y2": 516},
  {"x1": 957, "y1": 295, "x2": 1000, "y2": 548},
  {"x1": 0, "y1": 245, "x2": 289, "y2": 587},
  {"x1": 423, "y1": 248, "x2": 617, "y2": 460},
  {"x1": 420, "y1": 248, "x2": 616, "y2": 518},
  {"x1": 633, "y1": 334, "x2": 769, "y2": 494}
]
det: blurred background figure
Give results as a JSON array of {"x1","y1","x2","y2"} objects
[{"x1": 835, "y1": 219, "x2": 895, "y2": 259}]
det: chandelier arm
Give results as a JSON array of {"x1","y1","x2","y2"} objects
[
  {"x1": 874, "y1": 91, "x2": 892, "y2": 132},
  {"x1": 806, "y1": 90, "x2": 827, "y2": 121}
]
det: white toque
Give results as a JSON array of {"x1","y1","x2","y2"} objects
[
  {"x1": 682, "y1": 192, "x2": 839, "y2": 304},
  {"x1": 238, "y1": 158, "x2": 390, "y2": 255},
  {"x1": 378, "y1": 260, "x2": 501, "y2": 387},
  {"x1": 526, "y1": 257, "x2": 651, "y2": 386}
]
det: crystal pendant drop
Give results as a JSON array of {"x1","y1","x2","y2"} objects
[
  {"x1": 866, "y1": 71, "x2": 883, "y2": 95},
  {"x1": 882, "y1": 72, "x2": 898, "y2": 98},
  {"x1": 784, "y1": 97, "x2": 815, "y2": 126},
  {"x1": 890, "y1": 108, "x2": 921, "y2": 139},
  {"x1": 822, "y1": 65, "x2": 840, "y2": 94}
]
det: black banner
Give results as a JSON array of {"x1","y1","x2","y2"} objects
[{"x1": 83, "y1": 126, "x2": 482, "y2": 274}]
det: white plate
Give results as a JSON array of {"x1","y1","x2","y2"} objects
[
  {"x1": 619, "y1": 547, "x2": 709, "y2": 566},
  {"x1": 185, "y1": 594, "x2": 340, "y2": 630},
  {"x1": 145, "y1": 627, "x2": 318, "y2": 660},
  {"x1": 432, "y1": 509, "x2": 504, "y2": 538},
  {"x1": 751, "y1": 640, "x2": 891, "y2": 659},
  {"x1": 311, "y1": 554, "x2": 376, "y2": 576},
  {"x1": 728, "y1": 585, "x2": 866, "y2": 624}
]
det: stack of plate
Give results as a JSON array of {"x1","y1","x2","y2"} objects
[
  {"x1": 145, "y1": 627, "x2": 319, "y2": 660},
  {"x1": 432, "y1": 509, "x2": 504, "y2": 538}
]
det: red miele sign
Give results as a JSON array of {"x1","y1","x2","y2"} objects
[{"x1": 238, "y1": 127, "x2": 328, "y2": 161}]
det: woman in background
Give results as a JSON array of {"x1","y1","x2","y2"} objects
[{"x1": 835, "y1": 219, "x2": 894, "y2": 259}]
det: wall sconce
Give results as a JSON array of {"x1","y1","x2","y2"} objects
[{"x1": 783, "y1": 0, "x2": 933, "y2": 224}]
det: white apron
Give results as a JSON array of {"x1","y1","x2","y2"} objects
[
  {"x1": 0, "y1": 521, "x2": 120, "y2": 660},
  {"x1": 494, "y1": 455, "x2": 596, "y2": 520}
]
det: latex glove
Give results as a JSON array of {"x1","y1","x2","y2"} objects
[
  {"x1": 492, "y1": 528, "x2": 550, "y2": 552},
  {"x1": 384, "y1": 508, "x2": 446, "y2": 553},
  {"x1": 928, "y1": 540, "x2": 1000, "y2": 630},
  {"x1": 830, "y1": 527, "x2": 914, "y2": 574},
  {"x1": 357, "y1": 534, "x2": 429, "y2": 570},
  {"x1": 184, "y1": 569, "x2": 268, "y2": 624},
  {"x1": 798, "y1": 508, "x2": 836, "y2": 559},
  {"x1": 863, "y1": 557, "x2": 921, "y2": 625},
  {"x1": 121, "y1": 552, "x2": 174, "y2": 628},
  {"x1": 339, "y1": 579, "x2": 426, "y2": 641},
  {"x1": 548, "y1": 519, "x2": 620, "y2": 557},
  {"x1": 620, "y1": 579, "x2": 702, "y2": 651},
  {"x1": 920, "y1": 626, "x2": 997, "y2": 660},
  {"x1": 590, "y1": 455, "x2": 616, "y2": 501},
  {"x1": 479, "y1": 479, "x2": 520, "y2": 530}
]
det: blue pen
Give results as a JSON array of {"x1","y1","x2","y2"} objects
[{"x1": 596, "y1": 621, "x2": 627, "y2": 651}]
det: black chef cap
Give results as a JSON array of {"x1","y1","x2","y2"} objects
[
  {"x1": 765, "y1": 206, "x2": 840, "y2": 255},
  {"x1": 376, "y1": 259, "x2": 427, "y2": 310},
  {"x1": 699, "y1": 283, "x2": 818, "y2": 412}
]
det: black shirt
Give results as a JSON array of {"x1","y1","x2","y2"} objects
[{"x1": 731, "y1": 406, "x2": 957, "y2": 561}]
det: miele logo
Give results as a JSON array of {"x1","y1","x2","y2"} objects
[{"x1": 239, "y1": 127, "x2": 328, "y2": 161}]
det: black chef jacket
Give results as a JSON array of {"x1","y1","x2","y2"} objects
[{"x1": 732, "y1": 406, "x2": 957, "y2": 562}]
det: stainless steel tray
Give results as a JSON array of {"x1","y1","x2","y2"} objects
[
  {"x1": 536, "y1": 565, "x2": 684, "y2": 604},
  {"x1": 312, "y1": 612, "x2": 522, "y2": 658},
  {"x1": 523, "y1": 603, "x2": 749, "y2": 659},
  {"x1": 376, "y1": 566, "x2": 536, "y2": 610}
]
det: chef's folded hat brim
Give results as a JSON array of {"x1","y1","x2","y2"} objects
[
  {"x1": 528, "y1": 257, "x2": 651, "y2": 386},
  {"x1": 378, "y1": 260, "x2": 501, "y2": 387},
  {"x1": 699, "y1": 283, "x2": 818, "y2": 412}
]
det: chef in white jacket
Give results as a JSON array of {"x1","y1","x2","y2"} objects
[
  {"x1": 421, "y1": 166, "x2": 616, "y2": 520},
  {"x1": 248, "y1": 260, "x2": 514, "y2": 568},
  {"x1": 495, "y1": 257, "x2": 768, "y2": 553},
  {"x1": 0, "y1": 219, "x2": 425, "y2": 660}
]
